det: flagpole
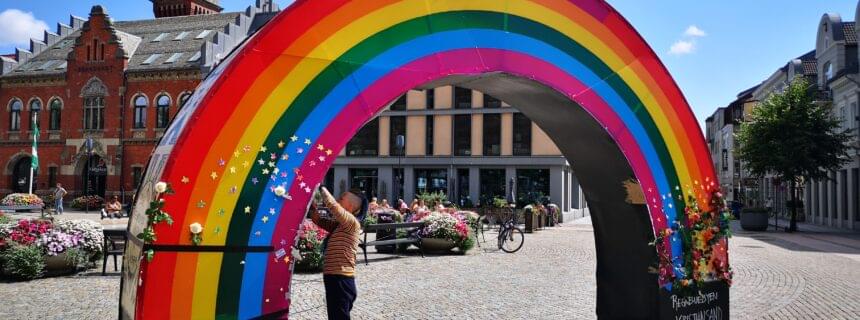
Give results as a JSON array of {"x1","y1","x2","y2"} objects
[{"x1": 29, "y1": 111, "x2": 37, "y2": 195}]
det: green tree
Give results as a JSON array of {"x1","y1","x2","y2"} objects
[{"x1": 736, "y1": 77, "x2": 852, "y2": 232}]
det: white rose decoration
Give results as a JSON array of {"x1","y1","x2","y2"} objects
[
  {"x1": 274, "y1": 186, "x2": 287, "y2": 197},
  {"x1": 189, "y1": 222, "x2": 203, "y2": 234},
  {"x1": 154, "y1": 182, "x2": 168, "y2": 193}
]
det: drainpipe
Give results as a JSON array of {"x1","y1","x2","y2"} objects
[{"x1": 118, "y1": 75, "x2": 126, "y2": 203}]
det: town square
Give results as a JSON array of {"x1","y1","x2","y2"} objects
[{"x1": 0, "y1": 1, "x2": 858, "y2": 319}]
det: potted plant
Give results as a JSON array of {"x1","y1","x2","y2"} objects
[
  {"x1": 740, "y1": 207, "x2": 769, "y2": 231},
  {"x1": 523, "y1": 204, "x2": 540, "y2": 233},
  {"x1": 0, "y1": 218, "x2": 103, "y2": 279},
  {"x1": 417, "y1": 211, "x2": 474, "y2": 253}
]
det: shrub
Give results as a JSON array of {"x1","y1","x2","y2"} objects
[
  {"x1": 417, "y1": 191, "x2": 448, "y2": 208},
  {"x1": 2, "y1": 244, "x2": 45, "y2": 280},
  {"x1": 1, "y1": 193, "x2": 44, "y2": 207},
  {"x1": 70, "y1": 195, "x2": 104, "y2": 210}
]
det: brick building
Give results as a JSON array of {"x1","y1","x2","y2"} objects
[{"x1": 0, "y1": 0, "x2": 278, "y2": 201}]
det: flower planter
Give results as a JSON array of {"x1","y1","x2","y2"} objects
[
  {"x1": 44, "y1": 253, "x2": 77, "y2": 274},
  {"x1": 740, "y1": 209, "x2": 769, "y2": 231},
  {"x1": 420, "y1": 238, "x2": 456, "y2": 252},
  {"x1": 524, "y1": 210, "x2": 539, "y2": 233}
]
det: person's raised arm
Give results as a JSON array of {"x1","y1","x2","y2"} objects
[{"x1": 319, "y1": 187, "x2": 357, "y2": 226}]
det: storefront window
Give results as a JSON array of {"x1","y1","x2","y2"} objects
[
  {"x1": 516, "y1": 169, "x2": 550, "y2": 206},
  {"x1": 415, "y1": 168, "x2": 448, "y2": 195}
]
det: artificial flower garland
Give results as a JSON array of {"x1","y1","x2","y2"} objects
[{"x1": 136, "y1": 181, "x2": 174, "y2": 261}]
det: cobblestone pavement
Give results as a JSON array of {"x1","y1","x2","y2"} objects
[{"x1": 1, "y1": 215, "x2": 859, "y2": 319}]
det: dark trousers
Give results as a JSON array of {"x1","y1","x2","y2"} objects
[{"x1": 323, "y1": 274, "x2": 356, "y2": 320}]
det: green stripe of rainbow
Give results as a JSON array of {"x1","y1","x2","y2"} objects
[{"x1": 134, "y1": 1, "x2": 717, "y2": 318}]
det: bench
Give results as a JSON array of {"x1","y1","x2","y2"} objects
[
  {"x1": 359, "y1": 221, "x2": 425, "y2": 265},
  {"x1": 102, "y1": 229, "x2": 127, "y2": 275}
]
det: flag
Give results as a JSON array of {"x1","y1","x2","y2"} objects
[{"x1": 31, "y1": 113, "x2": 38, "y2": 170}]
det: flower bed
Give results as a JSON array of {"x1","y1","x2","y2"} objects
[
  {"x1": 1, "y1": 193, "x2": 44, "y2": 207},
  {"x1": 294, "y1": 219, "x2": 328, "y2": 272},
  {"x1": 0, "y1": 218, "x2": 103, "y2": 280},
  {"x1": 70, "y1": 195, "x2": 104, "y2": 210}
]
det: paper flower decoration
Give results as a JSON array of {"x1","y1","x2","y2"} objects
[
  {"x1": 189, "y1": 222, "x2": 204, "y2": 245},
  {"x1": 155, "y1": 181, "x2": 168, "y2": 193}
]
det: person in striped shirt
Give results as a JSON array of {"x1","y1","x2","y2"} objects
[{"x1": 309, "y1": 186, "x2": 367, "y2": 320}]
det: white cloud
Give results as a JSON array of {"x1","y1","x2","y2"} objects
[
  {"x1": 0, "y1": 9, "x2": 49, "y2": 47},
  {"x1": 669, "y1": 40, "x2": 695, "y2": 55},
  {"x1": 684, "y1": 25, "x2": 706, "y2": 38}
]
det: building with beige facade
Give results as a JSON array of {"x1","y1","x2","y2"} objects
[{"x1": 325, "y1": 86, "x2": 587, "y2": 218}]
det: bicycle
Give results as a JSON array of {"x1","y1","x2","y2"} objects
[{"x1": 497, "y1": 206, "x2": 524, "y2": 253}]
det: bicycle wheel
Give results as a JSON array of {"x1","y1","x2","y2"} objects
[{"x1": 500, "y1": 227, "x2": 524, "y2": 253}]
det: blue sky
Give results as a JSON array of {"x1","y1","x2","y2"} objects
[{"x1": 0, "y1": 1, "x2": 858, "y2": 127}]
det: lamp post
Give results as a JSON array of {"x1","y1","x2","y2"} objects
[
  {"x1": 394, "y1": 134, "x2": 405, "y2": 201},
  {"x1": 85, "y1": 137, "x2": 93, "y2": 213}
]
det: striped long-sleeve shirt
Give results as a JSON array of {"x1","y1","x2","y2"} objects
[{"x1": 311, "y1": 189, "x2": 361, "y2": 277}]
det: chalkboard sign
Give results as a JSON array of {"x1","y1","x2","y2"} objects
[{"x1": 659, "y1": 281, "x2": 729, "y2": 320}]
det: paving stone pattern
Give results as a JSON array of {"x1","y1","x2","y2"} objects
[{"x1": 1, "y1": 213, "x2": 859, "y2": 319}]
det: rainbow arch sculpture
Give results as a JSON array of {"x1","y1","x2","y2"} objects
[{"x1": 120, "y1": 1, "x2": 731, "y2": 319}]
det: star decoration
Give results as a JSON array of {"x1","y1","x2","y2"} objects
[
  {"x1": 214, "y1": 226, "x2": 222, "y2": 234},
  {"x1": 252, "y1": 177, "x2": 259, "y2": 184},
  {"x1": 262, "y1": 216, "x2": 269, "y2": 223},
  {"x1": 229, "y1": 186, "x2": 237, "y2": 194},
  {"x1": 218, "y1": 158, "x2": 226, "y2": 166},
  {"x1": 262, "y1": 168, "x2": 270, "y2": 175},
  {"x1": 197, "y1": 200, "x2": 206, "y2": 208},
  {"x1": 230, "y1": 166, "x2": 237, "y2": 174},
  {"x1": 277, "y1": 140, "x2": 286, "y2": 148},
  {"x1": 273, "y1": 167, "x2": 280, "y2": 174},
  {"x1": 325, "y1": 149, "x2": 333, "y2": 156},
  {"x1": 242, "y1": 161, "x2": 250, "y2": 168},
  {"x1": 181, "y1": 176, "x2": 190, "y2": 184},
  {"x1": 293, "y1": 168, "x2": 300, "y2": 174},
  {"x1": 243, "y1": 145, "x2": 252, "y2": 152},
  {"x1": 270, "y1": 153, "x2": 277, "y2": 160},
  {"x1": 318, "y1": 156, "x2": 326, "y2": 162},
  {"x1": 297, "y1": 174, "x2": 303, "y2": 181},
  {"x1": 304, "y1": 138, "x2": 311, "y2": 145},
  {"x1": 234, "y1": 150, "x2": 241, "y2": 158},
  {"x1": 258, "y1": 159, "x2": 265, "y2": 165},
  {"x1": 299, "y1": 182, "x2": 306, "y2": 188},
  {"x1": 317, "y1": 144, "x2": 325, "y2": 151},
  {"x1": 304, "y1": 187, "x2": 312, "y2": 193},
  {"x1": 296, "y1": 148, "x2": 304, "y2": 154},
  {"x1": 260, "y1": 146, "x2": 268, "y2": 152},
  {"x1": 281, "y1": 154, "x2": 289, "y2": 161},
  {"x1": 254, "y1": 231, "x2": 262, "y2": 237},
  {"x1": 244, "y1": 206, "x2": 251, "y2": 214},
  {"x1": 217, "y1": 208, "x2": 225, "y2": 216},
  {"x1": 210, "y1": 172, "x2": 218, "y2": 180},
  {"x1": 269, "y1": 208, "x2": 276, "y2": 215},
  {"x1": 309, "y1": 161, "x2": 316, "y2": 167},
  {"x1": 268, "y1": 161, "x2": 276, "y2": 168},
  {"x1": 290, "y1": 135, "x2": 298, "y2": 142}
]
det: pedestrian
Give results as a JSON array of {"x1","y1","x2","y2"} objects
[
  {"x1": 308, "y1": 186, "x2": 366, "y2": 320},
  {"x1": 53, "y1": 183, "x2": 67, "y2": 215}
]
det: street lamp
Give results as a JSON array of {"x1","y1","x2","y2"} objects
[{"x1": 394, "y1": 134, "x2": 405, "y2": 201}]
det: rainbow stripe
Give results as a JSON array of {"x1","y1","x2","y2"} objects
[{"x1": 133, "y1": 1, "x2": 717, "y2": 318}]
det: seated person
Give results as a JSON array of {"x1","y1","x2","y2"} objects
[
  {"x1": 369, "y1": 197, "x2": 379, "y2": 211},
  {"x1": 102, "y1": 196, "x2": 123, "y2": 219},
  {"x1": 380, "y1": 199, "x2": 391, "y2": 209}
]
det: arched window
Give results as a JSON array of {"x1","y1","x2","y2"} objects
[
  {"x1": 824, "y1": 62, "x2": 834, "y2": 81},
  {"x1": 156, "y1": 95, "x2": 170, "y2": 128},
  {"x1": 179, "y1": 93, "x2": 191, "y2": 107},
  {"x1": 49, "y1": 98, "x2": 62, "y2": 130},
  {"x1": 28, "y1": 99, "x2": 41, "y2": 130},
  {"x1": 133, "y1": 96, "x2": 147, "y2": 129},
  {"x1": 9, "y1": 99, "x2": 22, "y2": 131}
]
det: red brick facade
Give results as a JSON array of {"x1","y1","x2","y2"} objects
[{"x1": 0, "y1": 8, "x2": 205, "y2": 201}]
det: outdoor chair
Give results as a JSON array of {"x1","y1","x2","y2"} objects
[{"x1": 102, "y1": 229, "x2": 127, "y2": 275}]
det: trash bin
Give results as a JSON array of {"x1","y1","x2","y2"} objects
[{"x1": 375, "y1": 212, "x2": 396, "y2": 253}]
